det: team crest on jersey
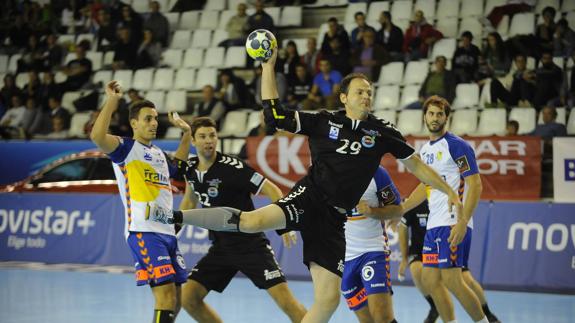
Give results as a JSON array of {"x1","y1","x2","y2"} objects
[
  {"x1": 361, "y1": 135, "x2": 375, "y2": 148},
  {"x1": 143, "y1": 151, "x2": 153, "y2": 161},
  {"x1": 207, "y1": 186, "x2": 219, "y2": 197},
  {"x1": 455, "y1": 155, "x2": 470, "y2": 173},
  {"x1": 360, "y1": 128, "x2": 381, "y2": 137},
  {"x1": 329, "y1": 126, "x2": 340, "y2": 140},
  {"x1": 206, "y1": 178, "x2": 222, "y2": 187},
  {"x1": 377, "y1": 186, "x2": 396, "y2": 205},
  {"x1": 437, "y1": 151, "x2": 443, "y2": 161}
]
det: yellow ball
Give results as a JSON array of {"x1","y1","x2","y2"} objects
[{"x1": 245, "y1": 29, "x2": 277, "y2": 61}]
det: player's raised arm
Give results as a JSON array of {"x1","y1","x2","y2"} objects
[
  {"x1": 90, "y1": 81, "x2": 122, "y2": 153},
  {"x1": 261, "y1": 48, "x2": 279, "y2": 101},
  {"x1": 180, "y1": 183, "x2": 198, "y2": 210},
  {"x1": 168, "y1": 111, "x2": 191, "y2": 161}
]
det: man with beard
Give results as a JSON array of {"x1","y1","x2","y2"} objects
[{"x1": 402, "y1": 95, "x2": 489, "y2": 323}]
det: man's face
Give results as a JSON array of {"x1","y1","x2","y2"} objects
[
  {"x1": 11, "y1": 96, "x2": 21, "y2": 108},
  {"x1": 541, "y1": 53, "x2": 553, "y2": 67},
  {"x1": 541, "y1": 107, "x2": 555, "y2": 124},
  {"x1": 328, "y1": 21, "x2": 337, "y2": 33},
  {"x1": 192, "y1": 127, "x2": 218, "y2": 158},
  {"x1": 48, "y1": 98, "x2": 58, "y2": 109},
  {"x1": 131, "y1": 107, "x2": 159, "y2": 141},
  {"x1": 435, "y1": 57, "x2": 446, "y2": 71},
  {"x1": 340, "y1": 78, "x2": 372, "y2": 114},
  {"x1": 355, "y1": 14, "x2": 366, "y2": 27},
  {"x1": 414, "y1": 10, "x2": 423, "y2": 23},
  {"x1": 295, "y1": 66, "x2": 306, "y2": 80},
  {"x1": 363, "y1": 31, "x2": 375, "y2": 46},
  {"x1": 319, "y1": 60, "x2": 331, "y2": 73},
  {"x1": 379, "y1": 13, "x2": 389, "y2": 25},
  {"x1": 150, "y1": 1, "x2": 159, "y2": 12},
  {"x1": 202, "y1": 86, "x2": 214, "y2": 101},
  {"x1": 461, "y1": 36, "x2": 471, "y2": 47},
  {"x1": 52, "y1": 117, "x2": 65, "y2": 132},
  {"x1": 238, "y1": 3, "x2": 246, "y2": 15},
  {"x1": 506, "y1": 124, "x2": 518, "y2": 136},
  {"x1": 515, "y1": 56, "x2": 527, "y2": 70},
  {"x1": 424, "y1": 104, "x2": 448, "y2": 134},
  {"x1": 307, "y1": 38, "x2": 316, "y2": 51}
]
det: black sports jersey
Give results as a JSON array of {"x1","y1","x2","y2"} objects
[
  {"x1": 400, "y1": 201, "x2": 430, "y2": 256},
  {"x1": 181, "y1": 152, "x2": 267, "y2": 250},
  {"x1": 265, "y1": 103, "x2": 415, "y2": 210}
]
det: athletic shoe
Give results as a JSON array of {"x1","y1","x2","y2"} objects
[
  {"x1": 487, "y1": 313, "x2": 501, "y2": 323},
  {"x1": 423, "y1": 308, "x2": 439, "y2": 323},
  {"x1": 145, "y1": 202, "x2": 174, "y2": 224}
]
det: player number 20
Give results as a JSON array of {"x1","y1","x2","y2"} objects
[{"x1": 336, "y1": 139, "x2": 362, "y2": 155}]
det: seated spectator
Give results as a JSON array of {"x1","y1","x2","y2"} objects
[
  {"x1": 403, "y1": 10, "x2": 443, "y2": 61},
  {"x1": 351, "y1": 29, "x2": 388, "y2": 81},
  {"x1": 220, "y1": 2, "x2": 249, "y2": 47},
  {"x1": 277, "y1": 40, "x2": 302, "y2": 84},
  {"x1": 23, "y1": 70, "x2": 42, "y2": 102},
  {"x1": 58, "y1": 44, "x2": 93, "y2": 92},
  {"x1": 42, "y1": 34, "x2": 65, "y2": 71},
  {"x1": 35, "y1": 116, "x2": 69, "y2": 139},
  {"x1": 482, "y1": 32, "x2": 511, "y2": 79},
  {"x1": 529, "y1": 106, "x2": 567, "y2": 139},
  {"x1": 506, "y1": 120, "x2": 519, "y2": 136},
  {"x1": 287, "y1": 63, "x2": 313, "y2": 109},
  {"x1": 135, "y1": 29, "x2": 162, "y2": 69},
  {"x1": 143, "y1": 1, "x2": 169, "y2": 48},
  {"x1": 47, "y1": 96, "x2": 71, "y2": 129},
  {"x1": 215, "y1": 69, "x2": 248, "y2": 110},
  {"x1": 17, "y1": 34, "x2": 44, "y2": 73},
  {"x1": 535, "y1": 6, "x2": 557, "y2": 54},
  {"x1": 350, "y1": 12, "x2": 376, "y2": 49},
  {"x1": 554, "y1": 19, "x2": 575, "y2": 58},
  {"x1": 321, "y1": 17, "x2": 350, "y2": 56},
  {"x1": 0, "y1": 95, "x2": 27, "y2": 139},
  {"x1": 533, "y1": 51, "x2": 563, "y2": 110},
  {"x1": 247, "y1": 0, "x2": 274, "y2": 33},
  {"x1": 407, "y1": 56, "x2": 456, "y2": 109},
  {"x1": 0, "y1": 74, "x2": 23, "y2": 107},
  {"x1": 304, "y1": 59, "x2": 342, "y2": 110},
  {"x1": 564, "y1": 50, "x2": 575, "y2": 108},
  {"x1": 96, "y1": 9, "x2": 116, "y2": 51},
  {"x1": 453, "y1": 31, "x2": 481, "y2": 84},
  {"x1": 376, "y1": 11, "x2": 404, "y2": 62},
  {"x1": 38, "y1": 72, "x2": 61, "y2": 111},
  {"x1": 22, "y1": 97, "x2": 49, "y2": 138},
  {"x1": 112, "y1": 27, "x2": 138, "y2": 70},
  {"x1": 252, "y1": 65, "x2": 288, "y2": 106},
  {"x1": 323, "y1": 38, "x2": 351, "y2": 76},
  {"x1": 190, "y1": 85, "x2": 226, "y2": 126},
  {"x1": 8, "y1": 15, "x2": 31, "y2": 50},
  {"x1": 302, "y1": 37, "x2": 321, "y2": 75},
  {"x1": 117, "y1": 4, "x2": 143, "y2": 44},
  {"x1": 489, "y1": 54, "x2": 535, "y2": 107}
]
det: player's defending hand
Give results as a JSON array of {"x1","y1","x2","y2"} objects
[
  {"x1": 105, "y1": 80, "x2": 123, "y2": 101},
  {"x1": 281, "y1": 231, "x2": 298, "y2": 248},
  {"x1": 168, "y1": 111, "x2": 191, "y2": 133}
]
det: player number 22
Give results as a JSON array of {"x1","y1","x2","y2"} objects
[
  {"x1": 336, "y1": 139, "x2": 362, "y2": 155},
  {"x1": 194, "y1": 192, "x2": 211, "y2": 207}
]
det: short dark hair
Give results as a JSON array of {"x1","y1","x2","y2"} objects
[
  {"x1": 129, "y1": 100, "x2": 156, "y2": 120},
  {"x1": 461, "y1": 31, "x2": 473, "y2": 40},
  {"x1": 423, "y1": 95, "x2": 451, "y2": 117},
  {"x1": 354, "y1": 12, "x2": 365, "y2": 19},
  {"x1": 507, "y1": 120, "x2": 519, "y2": 130},
  {"x1": 340, "y1": 73, "x2": 372, "y2": 95},
  {"x1": 328, "y1": 17, "x2": 338, "y2": 24},
  {"x1": 542, "y1": 6, "x2": 556, "y2": 18},
  {"x1": 382, "y1": 11, "x2": 391, "y2": 20},
  {"x1": 544, "y1": 106, "x2": 558, "y2": 118},
  {"x1": 190, "y1": 117, "x2": 217, "y2": 138}
]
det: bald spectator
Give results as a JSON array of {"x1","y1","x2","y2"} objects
[
  {"x1": 403, "y1": 10, "x2": 443, "y2": 61},
  {"x1": 144, "y1": 1, "x2": 170, "y2": 47}
]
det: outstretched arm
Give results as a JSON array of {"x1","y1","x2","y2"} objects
[
  {"x1": 168, "y1": 112, "x2": 191, "y2": 161},
  {"x1": 402, "y1": 183, "x2": 426, "y2": 214},
  {"x1": 90, "y1": 81, "x2": 123, "y2": 153}
]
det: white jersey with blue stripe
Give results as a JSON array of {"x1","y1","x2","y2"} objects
[
  {"x1": 108, "y1": 138, "x2": 177, "y2": 238},
  {"x1": 345, "y1": 166, "x2": 401, "y2": 261},
  {"x1": 419, "y1": 132, "x2": 479, "y2": 230}
]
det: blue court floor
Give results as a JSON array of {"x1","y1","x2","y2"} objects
[{"x1": 1, "y1": 267, "x2": 574, "y2": 323}]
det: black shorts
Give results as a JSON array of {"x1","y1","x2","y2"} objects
[
  {"x1": 408, "y1": 253, "x2": 422, "y2": 265},
  {"x1": 275, "y1": 177, "x2": 347, "y2": 277},
  {"x1": 188, "y1": 244, "x2": 286, "y2": 293}
]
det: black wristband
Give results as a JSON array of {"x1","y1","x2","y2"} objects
[
  {"x1": 173, "y1": 210, "x2": 183, "y2": 224},
  {"x1": 262, "y1": 99, "x2": 279, "y2": 109}
]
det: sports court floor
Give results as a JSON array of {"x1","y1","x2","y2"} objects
[{"x1": 1, "y1": 266, "x2": 573, "y2": 323}]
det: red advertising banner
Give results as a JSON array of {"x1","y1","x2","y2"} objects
[{"x1": 246, "y1": 135, "x2": 541, "y2": 200}]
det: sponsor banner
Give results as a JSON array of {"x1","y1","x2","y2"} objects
[
  {"x1": 553, "y1": 138, "x2": 575, "y2": 203},
  {"x1": 0, "y1": 140, "x2": 190, "y2": 185},
  {"x1": 482, "y1": 202, "x2": 575, "y2": 291},
  {"x1": 247, "y1": 135, "x2": 541, "y2": 200}
]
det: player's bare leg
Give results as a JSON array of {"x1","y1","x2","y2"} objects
[
  {"x1": 267, "y1": 282, "x2": 307, "y2": 323},
  {"x1": 151, "y1": 282, "x2": 178, "y2": 322},
  {"x1": 367, "y1": 292, "x2": 396, "y2": 323},
  {"x1": 181, "y1": 280, "x2": 223, "y2": 323},
  {"x1": 174, "y1": 285, "x2": 182, "y2": 317},
  {"x1": 440, "y1": 268, "x2": 486, "y2": 322},
  {"x1": 303, "y1": 262, "x2": 341, "y2": 323},
  {"x1": 411, "y1": 261, "x2": 439, "y2": 323},
  {"x1": 238, "y1": 204, "x2": 287, "y2": 233},
  {"x1": 422, "y1": 266, "x2": 455, "y2": 322},
  {"x1": 463, "y1": 271, "x2": 500, "y2": 322},
  {"x1": 354, "y1": 307, "x2": 375, "y2": 323}
]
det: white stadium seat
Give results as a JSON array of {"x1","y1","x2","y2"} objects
[
  {"x1": 509, "y1": 107, "x2": 537, "y2": 134},
  {"x1": 132, "y1": 69, "x2": 154, "y2": 90},
  {"x1": 191, "y1": 30, "x2": 212, "y2": 48},
  {"x1": 246, "y1": 111, "x2": 261, "y2": 134},
  {"x1": 535, "y1": 0, "x2": 559, "y2": 15},
  {"x1": 179, "y1": 11, "x2": 200, "y2": 30},
  {"x1": 374, "y1": 109, "x2": 397, "y2": 125},
  {"x1": 459, "y1": 18, "x2": 483, "y2": 46},
  {"x1": 152, "y1": 69, "x2": 175, "y2": 90},
  {"x1": 366, "y1": 1, "x2": 390, "y2": 26},
  {"x1": 15, "y1": 73, "x2": 28, "y2": 88},
  {"x1": 280, "y1": 6, "x2": 303, "y2": 27},
  {"x1": 174, "y1": 68, "x2": 196, "y2": 90},
  {"x1": 144, "y1": 90, "x2": 166, "y2": 113},
  {"x1": 69, "y1": 112, "x2": 91, "y2": 138},
  {"x1": 397, "y1": 110, "x2": 423, "y2": 135},
  {"x1": 509, "y1": 13, "x2": 535, "y2": 37},
  {"x1": 92, "y1": 70, "x2": 113, "y2": 86},
  {"x1": 436, "y1": 0, "x2": 460, "y2": 19},
  {"x1": 404, "y1": 60, "x2": 429, "y2": 85},
  {"x1": 219, "y1": 110, "x2": 248, "y2": 136},
  {"x1": 224, "y1": 46, "x2": 247, "y2": 68},
  {"x1": 567, "y1": 110, "x2": 575, "y2": 135},
  {"x1": 199, "y1": 10, "x2": 220, "y2": 30},
  {"x1": 436, "y1": 17, "x2": 459, "y2": 39},
  {"x1": 344, "y1": 3, "x2": 368, "y2": 25},
  {"x1": 165, "y1": 126, "x2": 184, "y2": 139},
  {"x1": 460, "y1": 0, "x2": 484, "y2": 18},
  {"x1": 8, "y1": 54, "x2": 21, "y2": 73},
  {"x1": 374, "y1": 85, "x2": 400, "y2": 110},
  {"x1": 391, "y1": 1, "x2": 412, "y2": 22},
  {"x1": 61, "y1": 91, "x2": 83, "y2": 112},
  {"x1": 183, "y1": 49, "x2": 205, "y2": 68},
  {"x1": 204, "y1": 47, "x2": 226, "y2": 68},
  {"x1": 170, "y1": 30, "x2": 192, "y2": 49},
  {"x1": 431, "y1": 38, "x2": 457, "y2": 60},
  {"x1": 0, "y1": 55, "x2": 8, "y2": 73},
  {"x1": 165, "y1": 90, "x2": 188, "y2": 112},
  {"x1": 475, "y1": 108, "x2": 506, "y2": 136},
  {"x1": 452, "y1": 83, "x2": 480, "y2": 109},
  {"x1": 86, "y1": 51, "x2": 103, "y2": 71},
  {"x1": 205, "y1": 0, "x2": 226, "y2": 10},
  {"x1": 212, "y1": 30, "x2": 230, "y2": 47},
  {"x1": 162, "y1": 49, "x2": 183, "y2": 68},
  {"x1": 415, "y1": 0, "x2": 436, "y2": 19},
  {"x1": 400, "y1": 84, "x2": 421, "y2": 107},
  {"x1": 113, "y1": 70, "x2": 133, "y2": 89},
  {"x1": 219, "y1": 10, "x2": 235, "y2": 29},
  {"x1": 378, "y1": 62, "x2": 404, "y2": 85},
  {"x1": 449, "y1": 109, "x2": 478, "y2": 135},
  {"x1": 164, "y1": 12, "x2": 180, "y2": 31},
  {"x1": 195, "y1": 68, "x2": 218, "y2": 90}
]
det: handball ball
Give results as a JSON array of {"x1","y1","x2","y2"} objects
[{"x1": 245, "y1": 29, "x2": 277, "y2": 61}]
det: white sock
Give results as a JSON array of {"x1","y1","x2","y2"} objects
[{"x1": 475, "y1": 317, "x2": 489, "y2": 323}]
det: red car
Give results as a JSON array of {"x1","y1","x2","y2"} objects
[{"x1": 0, "y1": 150, "x2": 185, "y2": 193}]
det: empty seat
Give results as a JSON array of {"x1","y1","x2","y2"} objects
[
  {"x1": 103, "y1": 51, "x2": 114, "y2": 66},
  {"x1": 436, "y1": 0, "x2": 459, "y2": 19},
  {"x1": 246, "y1": 111, "x2": 261, "y2": 133},
  {"x1": 180, "y1": 11, "x2": 200, "y2": 30},
  {"x1": 61, "y1": 91, "x2": 83, "y2": 112},
  {"x1": 404, "y1": 60, "x2": 429, "y2": 84},
  {"x1": 144, "y1": 90, "x2": 166, "y2": 112},
  {"x1": 152, "y1": 69, "x2": 174, "y2": 90},
  {"x1": 92, "y1": 70, "x2": 113, "y2": 85},
  {"x1": 496, "y1": 15, "x2": 510, "y2": 37},
  {"x1": 63, "y1": 52, "x2": 76, "y2": 65},
  {"x1": 183, "y1": 48, "x2": 205, "y2": 68},
  {"x1": 199, "y1": 10, "x2": 220, "y2": 30},
  {"x1": 195, "y1": 68, "x2": 218, "y2": 90},
  {"x1": 131, "y1": 0, "x2": 150, "y2": 13},
  {"x1": 204, "y1": 47, "x2": 226, "y2": 67},
  {"x1": 562, "y1": 0, "x2": 575, "y2": 12},
  {"x1": 431, "y1": 38, "x2": 457, "y2": 60},
  {"x1": 165, "y1": 90, "x2": 187, "y2": 112},
  {"x1": 378, "y1": 61, "x2": 404, "y2": 85},
  {"x1": 219, "y1": 10, "x2": 235, "y2": 29},
  {"x1": 366, "y1": 2, "x2": 390, "y2": 26},
  {"x1": 374, "y1": 85, "x2": 400, "y2": 110},
  {"x1": 113, "y1": 70, "x2": 133, "y2": 89},
  {"x1": 222, "y1": 138, "x2": 246, "y2": 156},
  {"x1": 460, "y1": 0, "x2": 483, "y2": 17},
  {"x1": 400, "y1": 84, "x2": 421, "y2": 107},
  {"x1": 374, "y1": 109, "x2": 397, "y2": 124},
  {"x1": 132, "y1": 69, "x2": 154, "y2": 90},
  {"x1": 170, "y1": 30, "x2": 192, "y2": 49},
  {"x1": 174, "y1": 68, "x2": 196, "y2": 90},
  {"x1": 164, "y1": 12, "x2": 180, "y2": 31},
  {"x1": 436, "y1": 17, "x2": 459, "y2": 39},
  {"x1": 280, "y1": 6, "x2": 303, "y2": 26},
  {"x1": 397, "y1": 110, "x2": 423, "y2": 135},
  {"x1": 68, "y1": 112, "x2": 92, "y2": 138},
  {"x1": 449, "y1": 109, "x2": 478, "y2": 135},
  {"x1": 509, "y1": 13, "x2": 535, "y2": 37},
  {"x1": 344, "y1": 3, "x2": 368, "y2": 25},
  {"x1": 15, "y1": 73, "x2": 28, "y2": 88},
  {"x1": 0, "y1": 55, "x2": 8, "y2": 73},
  {"x1": 509, "y1": 107, "x2": 536, "y2": 134},
  {"x1": 391, "y1": 1, "x2": 412, "y2": 22},
  {"x1": 538, "y1": 107, "x2": 566, "y2": 125},
  {"x1": 265, "y1": 7, "x2": 281, "y2": 25},
  {"x1": 191, "y1": 30, "x2": 212, "y2": 48},
  {"x1": 219, "y1": 110, "x2": 248, "y2": 136},
  {"x1": 567, "y1": 109, "x2": 575, "y2": 135},
  {"x1": 452, "y1": 83, "x2": 480, "y2": 108},
  {"x1": 475, "y1": 108, "x2": 506, "y2": 136},
  {"x1": 58, "y1": 34, "x2": 76, "y2": 46},
  {"x1": 86, "y1": 51, "x2": 103, "y2": 70},
  {"x1": 224, "y1": 46, "x2": 247, "y2": 68},
  {"x1": 212, "y1": 29, "x2": 230, "y2": 47},
  {"x1": 8, "y1": 54, "x2": 21, "y2": 73},
  {"x1": 415, "y1": 0, "x2": 436, "y2": 19},
  {"x1": 535, "y1": 0, "x2": 560, "y2": 14},
  {"x1": 162, "y1": 49, "x2": 183, "y2": 68}
]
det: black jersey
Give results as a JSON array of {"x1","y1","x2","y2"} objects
[
  {"x1": 401, "y1": 201, "x2": 430, "y2": 256},
  {"x1": 182, "y1": 152, "x2": 268, "y2": 250},
  {"x1": 290, "y1": 109, "x2": 415, "y2": 209}
]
